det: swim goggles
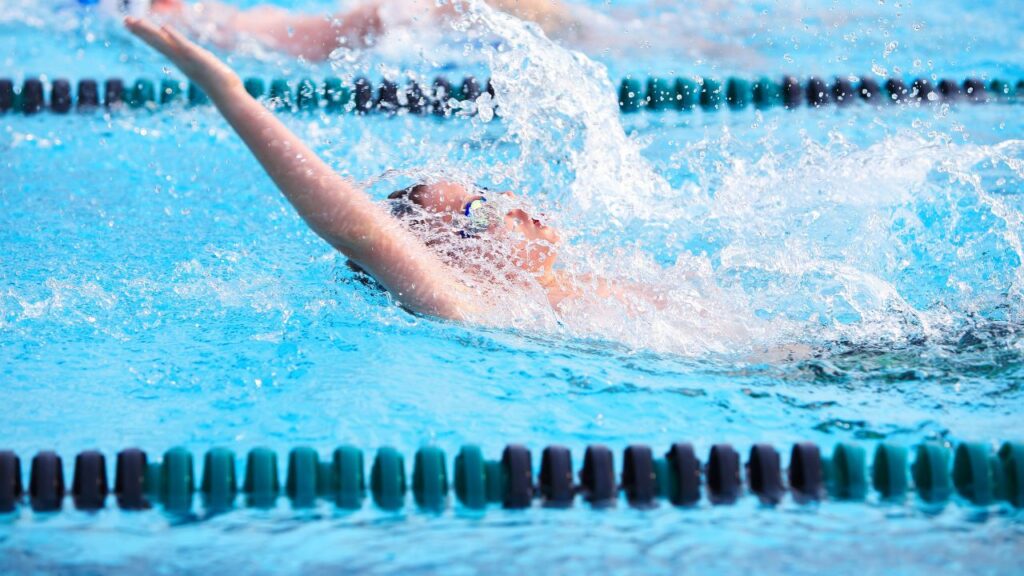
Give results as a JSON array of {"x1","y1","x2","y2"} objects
[
  {"x1": 462, "y1": 197, "x2": 492, "y2": 234},
  {"x1": 461, "y1": 194, "x2": 523, "y2": 235}
]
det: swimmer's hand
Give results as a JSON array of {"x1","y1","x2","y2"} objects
[
  {"x1": 123, "y1": 17, "x2": 474, "y2": 320},
  {"x1": 124, "y1": 17, "x2": 239, "y2": 96}
]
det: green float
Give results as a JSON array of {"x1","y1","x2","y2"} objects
[
  {"x1": 618, "y1": 78, "x2": 643, "y2": 112},
  {"x1": 912, "y1": 443, "x2": 951, "y2": 503},
  {"x1": 454, "y1": 445, "x2": 487, "y2": 509},
  {"x1": 989, "y1": 79, "x2": 1010, "y2": 98},
  {"x1": 674, "y1": 78, "x2": 698, "y2": 111},
  {"x1": 700, "y1": 78, "x2": 723, "y2": 111},
  {"x1": 830, "y1": 444, "x2": 867, "y2": 500},
  {"x1": 646, "y1": 77, "x2": 674, "y2": 111},
  {"x1": 243, "y1": 77, "x2": 266, "y2": 99},
  {"x1": 412, "y1": 447, "x2": 448, "y2": 510},
  {"x1": 872, "y1": 444, "x2": 908, "y2": 499},
  {"x1": 243, "y1": 447, "x2": 280, "y2": 508},
  {"x1": 159, "y1": 79, "x2": 183, "y2": 104},
  {"x1": 370, "y1": 447, "x2": 406, "y2": 511},
  {"x1": 952, "y1": 442, "x2": 995, "y2": 505},
  {"x1": 286, "y1": 447, "x2": 319, "y2": 508},
  {"x1": 187, "y1": 81, "x2": 209, "y2": 105},
  {"x1": 296, "y1": 78, "x2": 319, "y2": 111},
  {"x1": 726, "y1": 77, "x2": 750, "y2": 110},
  {"x1": 752, "y1": 77, "x2": 781, "y2": 109},
  {"x1": 162, "y1": 447, "x2": 194, "y2": 512},
  {"x1": 200, "y1": 447, "x2": 237, "y2": 510},
  {"x1": 129, "y1": 78, "x2": 155, "y2": 109},
  {"x1": 323, "y1": 77, "x2": 351, "y2": 112},
  {"x1": 268, "y1": 79, "x2": 294, "y2": 110},
  {"x1": 332, "y1": 445, "x2": 365, "y2": 509},
  {"x1": 997, "y1": 441, "x2": 1024, "y2": 506}
]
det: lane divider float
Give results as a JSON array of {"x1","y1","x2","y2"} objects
[
  {"x1": 0, "y1": 440, "x2": 1021, "y2": 515},
  {"x1": 0, "y1": 75, "x2": 489, "y2": 116},
  {"x1": 618, "y1": 75, "x2": 1023, "y2": 112}
]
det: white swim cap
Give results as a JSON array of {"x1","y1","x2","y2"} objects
[{"x1": 78, "y1": 0, "x2": 153, "y2": 18}]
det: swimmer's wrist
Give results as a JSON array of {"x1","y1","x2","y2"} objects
[
  {"x1": 182, "y1": 51, "x2": 243, "y2": 101},
  {"x1": 201, "y1": 72, "x2": 244, "y2": 103}
]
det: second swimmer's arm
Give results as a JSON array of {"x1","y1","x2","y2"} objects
[
  {"x1": 155, "y1": 0, "x2": 384, "y2": 60},
  {"x1": 125, "y1": 18, "x2": 474, "y2": 319},
  {"x1": 154, "y1": 0, "x2": 571, "y2": 60}
]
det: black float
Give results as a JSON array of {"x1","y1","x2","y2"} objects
[
  {"x1": 579, "y1": 445, "x2": 616, "y2": 506},
  {"x1": 51, "y1": 79, "x2": 72, "y2": 113},
  {"x1": 20, "y1": 79, "x2": 44, "y2": 114},
  {"x1": 621, "y1": 445, "x2": 657, "y2": 507},
  {"x1": 502, "y1": 444, "x2": 533, "y2": 509},
  {"x1": 747, "y1": 444, "x2": 784, "y2": 504},
  {"x1": 77, "y1": 79, "x2": 100, "y2": 109},
  {"x1": 71, "y1": 450, "x2": 108, "y2": 510},
  {"x1": 538, "y1": 445, "x2": 574, "y2": 507},
  {"x1": 29, "y1": 451, "x2": 65, "y2": 512},
  {"x1": 114, "y1": 448, "x2": 149, "y2": 510},
  {"x1": 789, "y1": 442, "x2": 824, "y2": 502},
  {"x1": 706, "y1": 444, "x2": 741, "y2": 504}
]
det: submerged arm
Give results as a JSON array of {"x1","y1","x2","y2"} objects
[{"x1": 125, "y1": 17, "x2": 473, "y2": 319}]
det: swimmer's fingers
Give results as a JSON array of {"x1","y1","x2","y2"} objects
[
  {"x1": 124, "y1": 17, "x2": 179, "y2": 58},
  {"x1": 125, "y1": 17, "x2": 207, "y2": 65},
  {"x1": 160, "y1": 24, "x2": 194, "y2": 52},
  {"x1": 124, "y1": 17, "x2": 233, "y2": 87}
]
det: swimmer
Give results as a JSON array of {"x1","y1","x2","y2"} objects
[
  {"x1": 141, "y1": 0, "x2": 575, "y2": 61},
  {"x1": 124, "y1": 16, "x2": 662, "y2": 322}
]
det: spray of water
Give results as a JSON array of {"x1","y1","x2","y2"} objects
[
  {"x1": 337, "y1": 1, "x2": 1024, "y2": 361},
  {"x1": 4, "y1": 0, "x2": 1022, "y2": 365}
]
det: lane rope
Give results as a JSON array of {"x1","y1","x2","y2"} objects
[
  {"x1": 0, "y1": 74, "x2": 1019, "y2": 116},
  {"x1": 1, "y1": 440, "x2": 1021, "y2": 514}
]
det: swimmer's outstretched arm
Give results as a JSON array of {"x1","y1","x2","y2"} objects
[{"x1": 124, "y1": 17, "x2": 474, "y2": 320}]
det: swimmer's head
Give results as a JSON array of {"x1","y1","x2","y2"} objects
[{"x1": 388, "y1": 182, "x2": 559, "y2": 277}]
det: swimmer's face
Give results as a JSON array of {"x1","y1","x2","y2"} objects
[{"x1": 393, "y1": 182, "x2": 560, "y2": 276}]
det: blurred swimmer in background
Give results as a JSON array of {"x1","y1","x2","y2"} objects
[
  {"x1": 86, "y1": 0, "x2": 757, "y2": 67},
  {"x1": 133, "y1": 0, "x2": 576, "y2": 60}
]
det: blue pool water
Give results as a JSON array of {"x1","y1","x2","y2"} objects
[{"x1": 2, "y1": 0, "x2": 1024, "y2": 573}]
